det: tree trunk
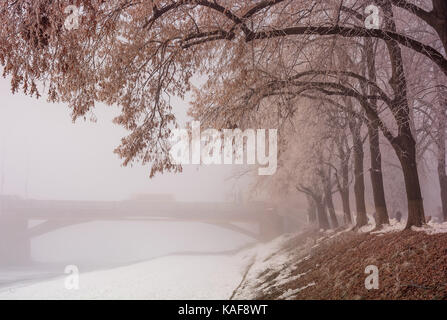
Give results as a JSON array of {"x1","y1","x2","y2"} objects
[
  {"x1": 364, "y1": 35, "x2": 390, "y2": 227},
  {"x1": 325, "y1": 186, "x2": 339, "y2": 229},
  {"x1": 339, "y1": 188, "x2": 352, "y2": 225},
  {"x1": 349, "y1": 120, "x2": 368, "y2": 228},
  {"x1": 381, "y1": 0, "x2": 426, "y2": 228},
  {"x1": 437, "y1": 153, "x2": 447, "y2": 222},
  {"x1": 368, "y1": 122, "x2": 390, "y2": 226},
  {"x1": 394, "y1": 135, "x2": 425, "y2": 228},
  {"x1": 339, "y1": 140, "x2": 352, "y2": 225},
  {"x1": 432, "y1": 0, "x2": 447, "y2": 54},
  {"x1": 315, "y1": 196, "x2": 330, "y2": 230},
  {"x1": 353, "y1": 144, "x2": 368, "y2": 227},
  {"x1": 306, "y1": 194, "x2": 317, "y2": 224},
  {"x1": 436, "y1": 96, "x2": 447, "y2": 222}
]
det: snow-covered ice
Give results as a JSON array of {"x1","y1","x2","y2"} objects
[
  {"x1": 0, "y1": 234, "x2": 305, "y2": 300},
  {"x1": 6, "y1": 217, "x2": 445, "y2": 300},
  {"x1": 0, "y1": 254, "x2": 248, "y2": 300}
]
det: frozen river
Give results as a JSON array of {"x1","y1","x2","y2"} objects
[
  {"x1": 0, "y1": 220, "x2": 256, "y2": 299},
  {"x1": 0, "y1": 253, "x2": 249, "y2": 299}
]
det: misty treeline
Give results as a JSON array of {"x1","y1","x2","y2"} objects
[{"x1": 0, "y1": 1, "x2": 446, "y2": 230}]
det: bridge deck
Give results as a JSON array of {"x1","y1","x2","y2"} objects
[
  {"x1": 0, "y1": 197, "x2": 283, "y2": 264},
  {"x1": 0, "y1": 197, "x2": 274, "y2": 223}
]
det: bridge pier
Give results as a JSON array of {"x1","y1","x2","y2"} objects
[{"x1": 0, "y1": 212, "x2": 31, "y2": 266}]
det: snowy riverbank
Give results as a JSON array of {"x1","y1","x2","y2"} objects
[
  {"x1": 0, "y1": 232, "x2": 301, "y2": 300},
  {"x1": 3, "y1": 220, "x2": 447, "y2": 300}
]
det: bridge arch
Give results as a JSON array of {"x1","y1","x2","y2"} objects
[{"x1": 1, "y1": 197, "x2": 284, "y2": 265}]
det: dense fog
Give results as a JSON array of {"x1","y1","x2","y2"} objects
[{"x1": 0, "y1": 77, "x2": 270, "y2": 288}]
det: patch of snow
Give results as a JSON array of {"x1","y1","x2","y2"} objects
[
  {"x1": 277, "y1": 282, "x2": 316, "y2": 300},
  {"x1": 354, "y1": 216, "x2": 447, "y2": 236},
  {"x1": 358, "y1": 218, "x2": 409, "y2": 234},
  {"x1": 371, "y1": 219, "x2": 404, "y2": 234},
  {"x1": 357, "y1": 218, "x2": 447, "y2": 236},
  {"x1": 358, "y1": 224, "x2": 374, "y2": 233},
  {"x1": 357, "y1": 215, "x2": 376, "y2": 233},
  {"x1": 412, "y1": 220, "x2": 447, "y2": 235},
  {"x1": 316, "y1": 237, "x2": 326, "y2": 243},
  {"x1": 296, "y1": 255, "x2": 310, "y2": 265},
  {"x1": 274, "y1": 272, "x2": 307, "y2": 287},
  {"x1": 329, "y1": 228, "x2": 351, "y2": 239},
  {"x1": 232, "y1": 234, "x2": 299, "y2": 299},
  {"x1": 233, "y1": 233, "x2": 314, "y2": 299}
]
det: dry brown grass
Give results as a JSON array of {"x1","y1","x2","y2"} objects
[{"x1": 252, "y1": 230, "x2": 447, "y2": 300}]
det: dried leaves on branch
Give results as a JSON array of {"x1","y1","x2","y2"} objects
[{"x1": 1, "y1": 1, "x2": 446, "y2": 227}]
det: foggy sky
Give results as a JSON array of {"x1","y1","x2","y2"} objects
[{"x1": 0, "y1": 78, "x2": 245, "y2": 202}]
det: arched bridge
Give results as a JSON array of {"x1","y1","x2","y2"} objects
[{"x1": 0, "y1": 196, "x2": 284, "y2": 265}]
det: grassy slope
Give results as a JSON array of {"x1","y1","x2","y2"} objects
[{"x1": 234, "y1": 228, "x2": 447, "y2": 300}]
